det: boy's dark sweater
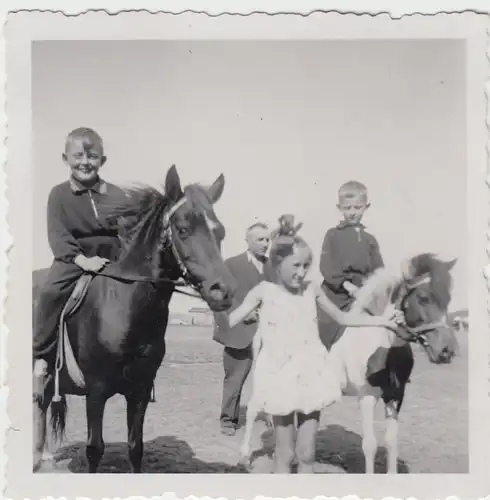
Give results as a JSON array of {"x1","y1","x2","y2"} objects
[
  {"x1": 47, "y1": 180, "x2": 123, "y2": 263},
  {"x1": 320, "y1": 222, "x2": 384, "y2": 310}
]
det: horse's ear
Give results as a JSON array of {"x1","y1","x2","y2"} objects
[
  {"x1": 207, "y1": 174, "x2": 225, "y2": 204},
  {"x1": 165, "y1": 164, "x2": 183, "y2": 202},
  {"x1": 445, "y1": 258, "x2": 457, "y2": 271}
]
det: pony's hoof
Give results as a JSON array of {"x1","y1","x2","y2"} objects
[
  {"x1": 238, "y1": 454, "x2": 252, "y2": 468},
  {"x1": 33, "y1": 453, "x2": 43, "y2": 473}
]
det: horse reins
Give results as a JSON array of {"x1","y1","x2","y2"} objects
[
  {"x1": 95, "y1": 195, "x2": 204, "y2": 300},
  {"x1": 391, "y1": 273, "x2": 448, "y2": 348}
]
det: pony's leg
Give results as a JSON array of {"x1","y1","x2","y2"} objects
[
  {"x1": 384, "y1": 401, "x2": 399, "y2": 474},
  {"x1": 33, "y1": 383, "x2": 53, "y2": 472},
  {"x1": 359, "y1": 391, "x2": 378, "y2": 474},
  {"x1": 85, "y1": 392, "x2": 107, "y2": 473},
  {"x1": 239, "y1": 399, "x2": 259, "y2": 465},
  {"x1": 126, "y1": 386, "x2": 152, "y2": 473}
]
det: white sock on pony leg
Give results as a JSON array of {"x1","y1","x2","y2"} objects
[
  {"x1": 384, "y1": 402, "x2": 399, "y2": 474},
  {"x1": 240, "y1": 401, "x2": 260, "y2": 462},
  {"x1": 359, "y1": 392, "x2": 378, "y2": 474}
]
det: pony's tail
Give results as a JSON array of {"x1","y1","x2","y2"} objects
[{"x1": 50, "y1": 395, "x2": 67, "y2": 443}]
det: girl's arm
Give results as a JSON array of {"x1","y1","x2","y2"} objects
[
  {"x1": 314, "y1": 282, "x2": 397, "y2": 329},
  {"x1": 215, "y1": 283, "x2": 265, "y2": 331},
  {"x1": 229, "y1": 283, "x2": 264, "y2": 327}
]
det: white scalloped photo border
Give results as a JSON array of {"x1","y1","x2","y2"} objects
[{"x1": 1, "y1": 4, "x2": 489, "y2": 500}]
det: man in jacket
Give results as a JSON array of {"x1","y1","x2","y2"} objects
[{"x1": 213, "y1": 222, "x2": 274, "y2": 435}]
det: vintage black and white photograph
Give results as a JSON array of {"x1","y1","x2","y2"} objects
[{"x1": 3, "y1": 8, "x2": 490, "y2": 500}]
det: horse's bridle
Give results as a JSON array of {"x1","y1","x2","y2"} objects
[
  {"x1": 392, "y1": 273, "x2": 449, "y2": 347},
  {"x1": 97, "y1": 196, "x2": 204, "y2": 299},
  {"x1": 159, "y1": 196, "x2": 204, "y2": 297}
]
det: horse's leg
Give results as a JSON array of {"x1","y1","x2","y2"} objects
[
  {"x1": 384, "y1": 401, "x2": 399, "y2": 474},
  {"x1": 126, "y1": 386, "x2": 152, "y2": 473},
  {"x1": 85, "y1": 391, "x2": 108, "y2": 473},
  {"x1": 359, "y1": 390, "x2": 378, "y2": 474}
]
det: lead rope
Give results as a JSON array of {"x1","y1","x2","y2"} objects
[{"x1": 53, "y1": 309, "x2": 67, "y2": 402}]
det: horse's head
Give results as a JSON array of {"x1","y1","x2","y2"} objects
[
  {"x1": 160, "y1": 165, "x2": 236, "y2": 311},
  {"x1": 396, "y1": 254, "x2": 457, "y2": 364}
]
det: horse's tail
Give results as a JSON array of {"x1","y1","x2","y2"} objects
[{"x1": 50, "y1": 395, "x2": 68, "y2": 443}]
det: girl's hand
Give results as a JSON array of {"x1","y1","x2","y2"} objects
[{"x1": 382, "y1": 305, "x2": 405, "y2": 330}]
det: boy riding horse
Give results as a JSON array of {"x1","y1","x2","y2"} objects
[{"x1": 33, "y1": 127, "x2": 124, "y2": 401}]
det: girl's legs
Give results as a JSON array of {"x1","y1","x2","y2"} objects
[
  {"x1": 272, "y1": 413, "x2": 295, "y2": 473},
  {"x1": 295, "y1": 410, "x2": 320, "y2": 473}
]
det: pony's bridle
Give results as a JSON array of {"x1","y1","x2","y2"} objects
[
  {"x1": 393, "y1": 274, "x2": 449, "y2": 347},
  {"x1": 160, "y1": 196, "x2": 203, "y2": 296}
]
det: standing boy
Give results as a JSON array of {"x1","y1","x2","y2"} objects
[
  {"x1": 213, "y1": 222, "x2": 274, "y2": 435},
  {"x1": 33, "y1": 127, "x2": 124, "y2": 398},
  {"x1": 318, "y1": 180, "x2": 384, "y2": 350}
]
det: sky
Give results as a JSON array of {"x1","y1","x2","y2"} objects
[{"x1": 32, "y1": 40, "x2": 467, "y2": 312}]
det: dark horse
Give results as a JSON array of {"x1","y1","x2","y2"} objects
[{"x1": 33, "y1": 165, "x2": 236, "y2": 473}]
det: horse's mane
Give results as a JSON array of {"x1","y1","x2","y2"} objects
[
  {"x1": 98, "y1": 182, "x2": 222, "y2": 271},
  {"x1": 349, "y1": 253, "x2": 453, "y2": 315}
]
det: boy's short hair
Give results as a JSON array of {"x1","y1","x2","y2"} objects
[
  {"x1": 65, "y1": 127, "x2": 104, "y2": 152},
  {"x1": 338, "y1": 180, "x2": 368, "y2": 202}
]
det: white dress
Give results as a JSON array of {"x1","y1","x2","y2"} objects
[{"x1": 252, "y1": 281, "x2": 342, "y2": 416}]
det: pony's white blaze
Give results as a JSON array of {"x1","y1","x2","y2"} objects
[{"x1": 204, "y1": 211, "x2": 219, "y2": 232}]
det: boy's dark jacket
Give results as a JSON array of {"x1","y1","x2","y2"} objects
[
  {"x1": 320, "y1": 222, "x2": 383, "y2": 310},
  {"x1": 47, "y1": 179, "x2": 123, "y2": 263}
]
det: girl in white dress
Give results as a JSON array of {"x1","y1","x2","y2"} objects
[{"x1": 216, "y1": 217, "x2": 401, "y2": 473}]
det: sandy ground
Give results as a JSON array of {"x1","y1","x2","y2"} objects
[{"x1": 38, "y1": 324, "x2": 468, "y2": 474}]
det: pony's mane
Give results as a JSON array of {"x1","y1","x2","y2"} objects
[
  {"x1": 410, "y1": 253, "x2": 453, "y2": 310},
  {"x1": 350, "y1": 253, "x2": 453, "y2": 315},
  {"x1": 350, "y1": 267, "x2": 401, "y2": 315}
]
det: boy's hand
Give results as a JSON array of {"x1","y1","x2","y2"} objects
[
  {"x1": 343, "y1": 281, "x2": 359, "y2": 297},
  {"x1": 74, "y1": 255, "x2": 110, "y2": 272}
]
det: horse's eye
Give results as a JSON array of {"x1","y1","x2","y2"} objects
[
  {"x1": 178, "y1": 228, "x2": 189, "y2": 239},
  {"x1": 418, "y1": 294, "x2": 430, "y2": 305}
]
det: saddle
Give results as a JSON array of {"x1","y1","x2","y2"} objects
[
  {"x1": 53, "y1": 273, "x2": 94, "y2": 401},
  {"x1": 51, "y1": 272, "x2": 157, "y2": 404}
]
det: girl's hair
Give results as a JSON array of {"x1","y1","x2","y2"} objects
[{"x1": 269, "y1": 214, "x2": 311, "y2": 268}]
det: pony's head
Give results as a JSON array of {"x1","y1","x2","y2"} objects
[
  {"x1": 161, "y1": 165, "x2": 236, "y2": 310},
  {"x1": 395, "y1": 253, "x2": 457, "y2": 364},
  {"x1": 104, "y1": 165, "x2": 236, "y2": 311},
  {"x1": 351, "y1": 253, "x2": 457, "y2": 364}
]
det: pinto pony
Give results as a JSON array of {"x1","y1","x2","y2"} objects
[
  {"x1": 33, "y1": 165, "x2": 236, "y2": 473},
  {"x1": 241, "y1": 253, "x2": 457, "y2": 473}
]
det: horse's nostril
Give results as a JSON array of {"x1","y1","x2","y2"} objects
[{"x1": 209, "y1": 282, "x2": 225, "y2": 293}]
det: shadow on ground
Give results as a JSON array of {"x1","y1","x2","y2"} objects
[
  {"x1": 246, "y1": 423, "x2": 410, "y2": 474},
  {"x1": 41, "y1": 435, "x2": 249, "y2": 473},
  {"x1": 316, "y1": 425, "x2": 410, "y2": 473}
]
